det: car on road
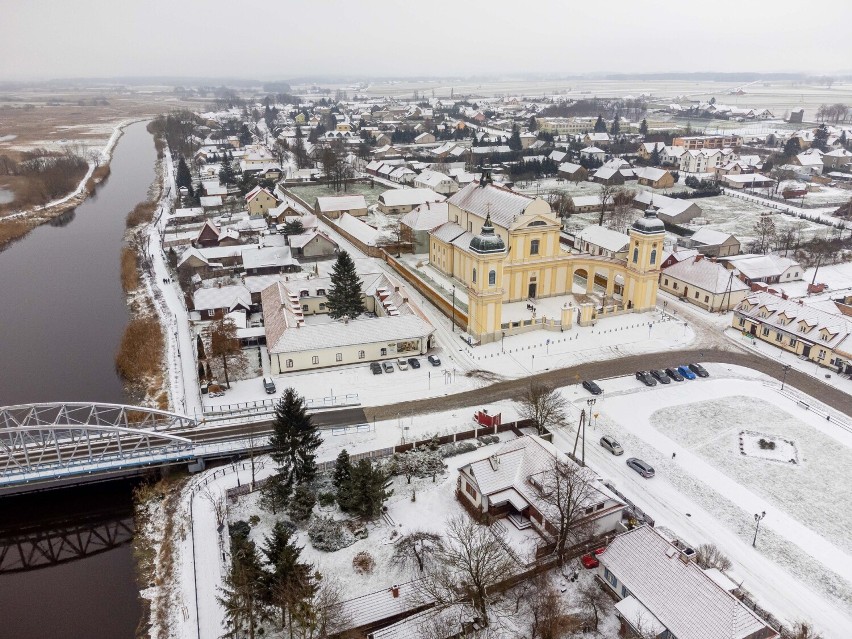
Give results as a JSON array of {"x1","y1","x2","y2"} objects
[
  {"x1": 382, "y1": 361, "x2": 394, "y2": 373},
  {"x1": 369, "y1": 362, "x2": 382, "y2": 375},
  {"x1": 408, "y1": 358, "x2": 421, "y2": 369},
  {"x1": 650, "y1": 369, "x2": 671, "y2": 384},
  {"x1": 427, "y1": 355, "x2": 441, "y2": 366},
  {"x1": 635, "y1": 371, "x2": 657, "y2": 387},
  {"x1": 677, "y1": 365, "x2": 696, "y2": 380},
  {"x1": 600, "y1": 435, "x2": 624, "y2": 456},
  {"x1": 626, "y1": 457, "x2": 655, "y2": 478},
  {"x1": 262, "y1": 377, "x2": 276, "y2": 394},
  {"x1": 396, "y1": 358, "x2": 409, "y2": 371},
  {"x1": 582, "y1": 380, "x2": 603, "y2": 395},
  {"x1": 664, "y1": 367, "x2": 684, "y2": 382},
  {"x1": 688, "y1": 363, "x2": 709, "y2": 378}
]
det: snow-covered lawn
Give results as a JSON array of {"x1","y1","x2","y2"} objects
[
  {"x1": 556, "y1": 373, "x2": 852, "y2": 638},
  {"x1": 739, "y1": 430, "x2": 799, "y2": 464}
]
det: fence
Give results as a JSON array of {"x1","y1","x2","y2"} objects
[
  {"x1": 384, "y1": 253, "x2": 469, "y2": 331},
  {"x1": 201, "y1": 393, "x2": 360, "y2": 415}
]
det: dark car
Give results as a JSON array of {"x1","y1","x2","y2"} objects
[
  {"x1": 650, "y1": 369, "x2": 671, "y2": 384},
  {"x1": 688, "y1": 363, "x2": 709, "y2": 378},
  {"x1": 427, "y1": 355, "x2": 441, "y2": 366},
  {"x1": 626, "y1": 457, "x2": 655, "y2": 478},
  {"x1": 677, "y1": 365, "x2": 696, "y2": 380},
  {"x1": 582, "y1": 380, "x2": 603, "y2": 395},
  {"x1": 408, "y1": 358, "x2": 421, "y2": 369},
  {"x1": 665, "y1": 367, "x2": 684, "y2": 382},
  {"x1": 635, "y1": 371, "x2": 657, "y2": 387},
  {"x1": 262, "y1": 376, "x2": 276, "y2": 394},
  {"x1": 382, "y1": 361, "x2": 394, "y2": 373},
  {"x1": 369, "y1": 362, "x2": 382, "y2": 375}
]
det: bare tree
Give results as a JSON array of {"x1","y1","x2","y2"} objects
[
  {"x1": 209, "y1": 317, "x2": 245, "y2": 389},
  {"x1": 547, "y1": 191, "x2": 575, "y2": 219},
  {"x1": 290, "y1": 573, "x2": 349, "y2": 639},
  {"x1": 609, "y1": 188, "x2": 636, "y2": 231},
  {"x1": 517, "y1": 381, "x2": 569, "y2": 436},
  {"x1": 696, "y1": 543, "x2": 732, "y2": 572},
  {"x1": 525, "y1": 573, "x2": 569, "y2": 639},
  {"x1": 534, "y1": 456, "x2": 599, "y2": 563},
  {"x1": 392, "y1": 531, "x2": 444, "y2": 572},
  {"x1": 783, "y1": 621, "x2": 824, "y2": 639},
  {"x1": 418, "y1": 514, "x2": 516, "y2": 627},
  {"x1": 752, "y1": 214, "x2": 777, "y2": 254},
  {"x1": 579, "y1": 580, "x2": 610, "y2": 631},
  {"x1": 597, "y1": 183, "x2": 617, "y2": 226},
  {"x1": 201, "y1": 487, "x2": 227, "y2": 530}
]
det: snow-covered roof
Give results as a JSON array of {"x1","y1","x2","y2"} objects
[
  {"x1": 431, "y1": 221, "x2": 466, "y2": 244},
  {"x1": 315, "y1": 195, "x2": 368, "y2": 213},
  {"x1": 414, "y1": 170, "x2": 453, "y2": 188},
  {"x1": 336, "y1": 213, "x2": 381, "y2": 246},
  {"x1": 378, "y1": 188, "x2": 445, "y2": 208},
  {"x1": 577, "y1": 225, "x2": 629, "y2": 253},
  {"x1": 635, "y1": 166, "x2": 670, "y2": 182},
  {"x1": 570, "y1": 195, "x2": 601, "y2": 208},
  {"x1": 200, "y1": 195, "x2": 223, "y2": 207},
  {"x1": 581, "y1": 146, "x2": 605, "y2": 154},
  {"x1": 599, "y1": 526, "x2": 778, "y2": 639},
  {"x1": 447, "y1": 182, "x2": 536, "y2": 230},
  {"x1": 558, "y1": 161, "x2": 584, "y2": 174},
  {"x1": 338, "y1": 581, "x2": 424, "y2": 632},
  {"x1": 689, "y1": 228, "x2": 737, "y2": 247},
  {"x1": 400, "y1": 201, "x2": 449, "y2": 231},
  {"x1": 728, "y1": 254, "x2": 798, "y2": 281},
  {"x1": 287, "y1": 229, "x2": 336, "y2": 249},
  {"x1": 193, "y1": 285, "x2": 252, "y2": 312},
  {"x1": 241, "y1": 245, "x2": 299, "y2": 270},
  {"x1": 663, "y1": 257, "x2": 749, "y2": 294}
]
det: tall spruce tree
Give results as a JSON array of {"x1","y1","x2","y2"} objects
[
  {"x1": 326, "y1": 251, "x2": 366, "y2": 320},
  {"x1": 219, "y1": 536, "x2": 267, "y2": 639},
  {"x1": 333, "y1": 449, "x2": 352, "y2": 490},
  {"x1": 261, "y1": 521, "x2": 316, "y2": 629},
  {"x1": 610, "y1": 115, "x2": 621, "y2": 136},
  {"x1": 219, "y1": 157, "x2": 236, "y2": 185},
  {"x1": 639, "y1": 118, "x2": 649, "y2": 135},
  {"x1": 812, "y1": 123, "x2": 830, "y2": 152},
  {"x1": 176, "y1": 157, "x2": 193, "y2": 191},
  {"x1": 593, "y1": 115, "x2": 606, "y2": 133},
  {"x1": 269, "y1": 388, "x2": 322, "y2": 486},
  {"x1": 345, "y1": 459, "x2": 393, "y2": 519},
  {"x1": 508, "y1": 126, "x2": 522, "y2": 151}
]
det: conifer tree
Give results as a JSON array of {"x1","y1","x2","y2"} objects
[
  {"x1": 528, "y1": 115, "x2": 538, "y2": 131},
  {"x1": 812, "y1": 123, "x2": 830, "y2": 152},
  {"x1": 219, "y1": 157, "x2": 236, "y2": 185},
  {"x1": 269, "y1": 388, "x2": 322, "y2": 486},
  {"x1": 176, "y1": 157, "x2": 193, "y2": 191},
  {"x1": 345, "y1": 459, "x2": 393, "y2": 519},
  {"x1": 333, "y1": 449, "x2": 352, "y2": 490},
  {"x1": 326, "y1": 251, "x2": 365, "y2": 320},
  {"x1": 219, "y1": 536, "x2": 267, "y2": 639},
  {"x1": 508, "y1": 126, "x2": 522, "y2": 151},
  {"x1": 651, "y1": 145, "x2": 661, "y2": 166},
  {"x1": 610, "y1": 115, "x2": 620, "y2": 136},
  {"x1": 593, "y1": 115, "x2": 606, "y2": 133},
  {"x1": 639, "y1": 118, "x2": 649, "y2": 135},
  {"x1": 262, "y1": 521, "x2": 315, "y2": 629},
  {"x1": 287, "y1": 484, "x2": 317, "y2": 522}
]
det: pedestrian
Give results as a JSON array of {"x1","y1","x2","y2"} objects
[{"x1": 672, "y1": 452, "x2": 676, "y2": 459}]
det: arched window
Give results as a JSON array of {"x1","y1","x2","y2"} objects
[
  {"x1": 650, "y1": 249, "x2": 657, "y2": 265},
  {"x1": 472, "y1": 267, "x2": 477, "y2": 283},
  {"x1": 632, "y1": 247, "x2": 639, "y2": 263},
  {"x1": 488, "y1": 270, "x2": 496, "y2": 286}
]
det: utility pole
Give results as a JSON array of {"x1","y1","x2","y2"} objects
[{"x1": 753, "y1": 511, "x2": 767, "y2": 547}]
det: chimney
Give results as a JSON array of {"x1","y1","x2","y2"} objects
[
  {"x1": 694, "y1": 254, "x2": 704, "y2": 262},
  {"x1": 390, "y1": 585, "x2": 400, "y2": 598}
]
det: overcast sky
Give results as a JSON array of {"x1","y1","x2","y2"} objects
[{"x1": 3, "y1": 0, "x2": 850, "y2": 81}]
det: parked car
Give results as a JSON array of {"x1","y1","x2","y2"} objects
[
  {"x1": 626, "y1": 457, "x2": 655, "y2": 478},
  {"x1": 677, "y1": 365, "x2": 696, "y2": 380},
  {"x1": 582, "y1": 380, "x2": 603, "y2": 395},
  {"x1": 635, "y1": 371, "x2": 657, "y2": 387},
  {"x1": 382, "y1": 361, "x2": 394, "y2": 373},
  {"x1": 396, "y1": 358, "x2": 409, "y2": 371},
  {"x1": 600, "y1": 435, "x2": 624, "y2": 456},
  {"x1": 408, "y1": 358, "x2": 421, "y2": 369},
  {"x1": 688, "y1": 363, "x2": 709, "y2": 378},
  {"x1": 664, "y1": 367, "x2": 684, "y2": 382},
  {"x1": 369, "y1": 362, "x2": 382, "y2": 375},
  {"x1": 262, "y1": 377, "x2": 276, "y2": 394},
  {"x1": 580, "y1": 547, "x2": 607, "y2": 569},
  {"x1": 650, "y1": 369, "x2": 671, "y2": 384},
  {"x1": 427, "y1": 355, "x2": 441, "y2": 366}
]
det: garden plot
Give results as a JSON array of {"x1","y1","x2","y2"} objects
[
  {"x1": 739, "y1": 430, "x2": 799, "y2": 464},
  {"x1": 287, "y1": 180, "x2": 388, "y2": 209}
]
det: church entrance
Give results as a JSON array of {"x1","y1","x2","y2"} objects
[{"x1": 528, "y1": 282, "x2": 537, "y2": 299}]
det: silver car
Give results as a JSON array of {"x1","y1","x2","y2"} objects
[{"x1": 600, "y1": 436, "x2": 624, "y2": 456}]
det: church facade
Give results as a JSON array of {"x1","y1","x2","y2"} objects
[{"x1": 428, "y1": 179, "x2": 664, "y2": 343}]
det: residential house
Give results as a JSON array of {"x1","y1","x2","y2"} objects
[
  {"x1": 660, "y1": 247, "x2": 699, "y2": 269},
  {"x1": 793, "y1": 149, "x2": 824, "y2": 175},
  {"x1": 414, "y1": 132, "x2": 436, "y2": 145},
  {"x1": 591, "y1": 166, "x2": 625, "y2": 185},
  {"x1": 195, "y1": 220, "x2": 224, "y2": 248},
  {"x1": 569, "y1": 195, "x2": 603, "y2": 213},
  {"x1": 687, "y1": 228, "x2": 741, "y2": 257},
  {"x1": 637, "y1": 142, "x2": 666, "y2": 161},
  {"x1": 635, "y1": 167, "x2": 675, "y2": 189},
  {"x1": 458, "y1": 436, "x2": 625, "y2": 551},
  {"x1": 725, "y1": 254, "x2": 802, "y2": 286},
  {"x1": 377, "y1": 188, "x2": 445, "y2": 215},
  {"x1": 267, "y1": 197, "x2": 303, "y2": 224},
  {"x1": 721, "y1": 174, "x2": 776, "y2": 190},
  {"x1": 557, "y1": 162, "x2": 588, "y2": 182},
  {"x1": 598, "y1": 525, "x2": 780, "y2": 639},
  {"x1": 245, "y1": 186, "x2": 278, "y2": 217},
  {"x1": 633, "y1": 191, "x2": 702, "y2": 225},
  {"x1": 315, "y1": 195, "x2": 369, "y2": 219},
  {"x1": 672, "y1": 134, "x2": 742, "y2": 149},
  {"x1": 575, "y1": 225, "x2": 630, "y2": 259},
  {"x1": 661, "y1": 146, "x2": 686, "y2": 167},
  {"x1": 549, "y1": 150, "x2": 568, "y2": 163},
  {"x1": 660, "y1": 255, "x2": 750, "y2": 312},
  {"x1": 400, "y1": 201, "x2": 449, "y2": 253},
  {"x1": 580, "y1": 146, "x2": 607, "y2": 163},
  {"x1": 193, "y1": 284, "x2": 252, "y2": 320},
  {"x1": 823, "y1": 148, "x2": 852, "y2": 170},
  {"x1": 734, "y1": 291, "x2": 852, "y2": 372},
  {"x1": 287, "y1": 229, "x2": 338, "y2": 260},
  {"x1": 583, "y1": 132, "x2": 612, "y2": 147},
  {"x1": 241, "y1": 245, "x2": 301, "y2": 276},
  {"x1": 414, "y1": 170, "x2": 458, "y2": 195}
]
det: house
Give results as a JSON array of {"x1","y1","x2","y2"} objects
[
  {"x1": 202, "y1": 180, "x2": 228, "y2": 197},
  {"x1": 458, "y1": 436, "x2": 625, "y2": 550},
  {"x1": 245, "y1": 186, "x2": 278, "y2": 218},
  {"x1": 287, "y1": 229, "x2": 338, "y2": 260},
  {"x1": 680, "y1": 148, "x2": 724, "y2": 173},
  {"x1": 823, "y1": 148, "x2": 852, "y2": 170},
  {"x1": 583, "y1": 132, "x2": 611, "y2": 147},
  {"x1": 721, "y1": 174, "x2": 776, "y2": 190},
  {"x1": 315, "y1": 195, "x2": 369, "y2": 219},
  {"x1": 660, "y1": 255, "x2": 751, "y2": 312},
  {"x1": 557, "y1": 162, "x2": 588, "y2": 182},
  {"x1": 598, "y1": 525, "x2": 780, "y2": 639},
  {"x1": 635, "y1": 167, "x2": 674, "y2": 189},
  {"x1": 633, "y1": 191, "x2": 702, "y2": 225},
  {"x1": 569, "y1": 195, "x2": 603, "y2": 213},
  {"x1": 660, "y1": 247, "x2": 699, "y2": 269},
  {"x1": 687, "y1": 228, "x2": 741, "y2": 257},
  {"x1": 414, "y1": 132, "x2": 436, "y2": 145},
  {"x1": 733, "y1": 291, "x2": 852, "y2": 373},
  {"x1": 262, "y1": 277, "x2": 435, "y2": 373},
  {"x1": 241, "y1": 245, "x2": 301, "y2": 276},
  {"x1": 724, "y1": 254, "x2": 802, "y2": 286},
  {"x1": 519, "y1": 132, "x2": 537, "y2": 149},
  {"x1": 199, "y1": 195, "x2": 223, "y2": 210},
  {"x1": 636, "y1": 142, "x2": 666, "y2": 161},
  {"x1": 672, "y1": 134, "x2": 742, "y2": 149},
  {"x1": 193, "y1": 284, "x2": 252, "y2": 320},
  {"x1": 550, "y1": 150, "x2": 568, "y2": 163},
  {"x1": 377, "y1": 188, "x2": 445, "y2": 215},
  {"x1": 414, "y1": 170, "x2": 458, "y2": 195},
  {"x1": 575, "y1": 225, "x2": 630, "y2": 259},
  {"x1": 580, "y1": 146, "x2": 607, "y2": 163},
  {"x1": 400, "y1": 201, "x2": 450, "y2": 254},
  {"x1": 267, "y1": 197, "x2": 303, "y2": 224},
  {"x1": 195, "y1": 220, "x2": 223, "y2": 248},
  {"x1": 793, "y1": 150, "x2": 824, "y2": 175},
  {"x1": 374, "y1": 132, "x2": 392, "y2": 147},
  {"x1": 661, "y1": 146, "x2": 686, "y2": 166},
  {"x1": 591, "y1": 166, "x2": 625, "y2": 185}
]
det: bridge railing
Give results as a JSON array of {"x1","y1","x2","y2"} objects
[{"x1": 199, "y1": 393, "x2": 360, "y2": 417}]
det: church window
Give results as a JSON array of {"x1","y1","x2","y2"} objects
[
  {"x1": 489, "y1": 270, "x2": 496, "y2": 286},
  {"x1": 632, "y1": 247, "x2": 639, "y2": 263}
]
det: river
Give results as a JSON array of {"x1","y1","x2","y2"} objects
[{"x1": 0, "y1": 121, "x2": 157, "y2": 638}]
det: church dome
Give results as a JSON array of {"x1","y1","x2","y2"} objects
[
  {"x1": 469, "y1": 214, "x2": 505, "y2": 254},
  {"x1": 631, "y1": 207, "x2": 665, "y2": 234}
]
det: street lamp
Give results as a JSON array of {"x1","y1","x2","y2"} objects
[
  {"x1": 781, "y1": 364, "x2": 791, "y2": 391},
  {"x1": 501, "y1": 331, "x2": 506, "y2": 353},
  {"x1": 752, "y1": 511, "x2": 766, "y2": 547},
  {"x1": 451, "y1": 285, "x2": 456, "y2": 333}
]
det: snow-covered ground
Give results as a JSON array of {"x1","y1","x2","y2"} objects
[{"x1": 552, "y1": 370, "x2": 852, "y2": 637}]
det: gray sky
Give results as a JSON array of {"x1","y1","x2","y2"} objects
[{"x1": 3, "y1": 0, "x2": 850, "y2": 81}]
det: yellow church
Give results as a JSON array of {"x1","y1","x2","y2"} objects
[{"x1": 428, "y1": 177, "x2": 664, "y2": 343}]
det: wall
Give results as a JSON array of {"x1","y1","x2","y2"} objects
[{"x1": 384, "y1": 253, "x2": 468, "y2": 330}]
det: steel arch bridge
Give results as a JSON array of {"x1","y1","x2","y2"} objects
[{"x1": 0, "y1": 403, "x2": 198, "y2": 487}]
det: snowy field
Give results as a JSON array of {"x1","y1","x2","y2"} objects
[{"x1": 555, "y1": 372, "x2": 852, "y2": 637}]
